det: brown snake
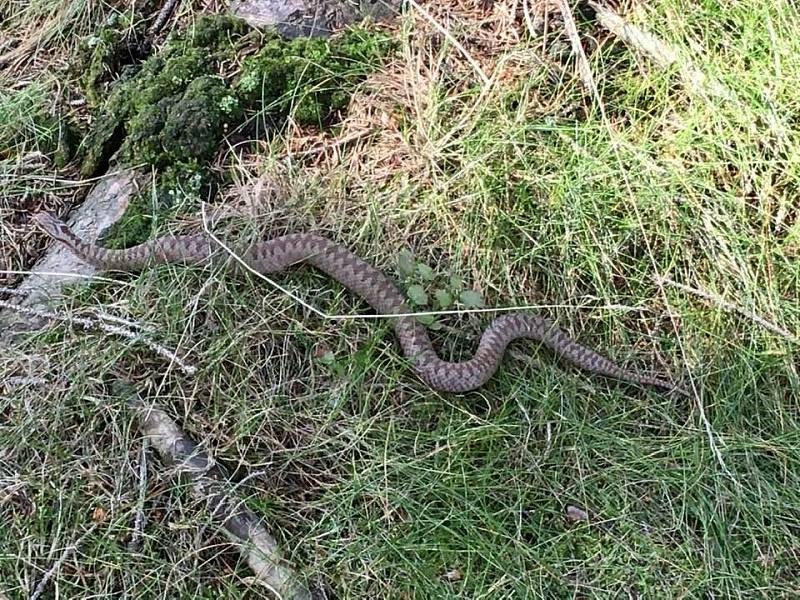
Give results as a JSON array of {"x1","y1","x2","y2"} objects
[{"x1": 33, "y1": 212, "x2": 687, "y2": 395}]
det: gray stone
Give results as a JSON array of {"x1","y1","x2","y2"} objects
[
  {"x1": 0, "y1": 168, "x2": 145, "y2": 341},
  {"x1": 230, "y1": 0, "x2": 405, "y2": 38}
]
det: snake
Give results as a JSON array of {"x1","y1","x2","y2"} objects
[{"x1": 33, "y1": 212, "x2": 687, "y2": 395}]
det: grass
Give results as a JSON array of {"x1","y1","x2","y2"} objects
[{"x1": 2, "y1": 0, "x2": 800, "y2": 597}]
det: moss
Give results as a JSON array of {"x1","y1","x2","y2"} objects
[
  {"x1": 101, "y1": 162, "x2": 206, "y2": 250},
  {"x1": 119, "y1": 73, "x2": 240, "y2": 175},
  {"x1": 78, "y1": 14, "x2": 251, "y2": 176},
  {"x1": 74, "y1": 9, "x2": 151, "y2": 108},
  {"x1": 78, "y1": 76, "x2": 135, "y2": 177},
  {"x1": 180, "y1": 13, "x2": 250, "y2": 52},
  {"x1": 100, "y1": 197, "x2": 158, "y2": 251},
  {"x1": 80, "y1": 15, "x2": 395, "y2": 174},
  {"x1": 81, "y1": 26, "x2": 123, "y2": 107},
  {"x1": 133, "y1": 51, "x2": 211, "y2": 108},
  {"x1": 77, "y1": 14, "x2": 396, "y2": 245},
  {"x1": 119, "y1": 73, "x2": 240, "y2": 170},
  {"x1": 53, "y1": 118, "x2": 79, "y2": 168},
  {"x1": 160, "y1": 76, "x2": 240, "y2": 163},
  {"x1": 122, "y1": 95, "x2": 177, "y2": 167},
  {"x1": 235, "y1": 26, "x2": 396, "y2": 125}
]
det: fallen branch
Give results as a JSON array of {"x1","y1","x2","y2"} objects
[
  {"x1": 589, "y1": 1, "x2": 735, "y2": 101},
  {"x1": 554, "y1": 0, "x2": 598, "y2": 94},
  {"x1": 128, "y1": 438, "x2": 150, "y2": 552},
  {"x1": 149, "y1": 0, "x2": 181, "y2": 35},
  {"x1": 0, "y1": 300, "x2": 197, "y2": 375},
  {"x1": 654, "y1": 276, "x2": 798, "y2": 344},
  {"x1": 119, "y1": 383, "x2": 312, "y2": 599}
]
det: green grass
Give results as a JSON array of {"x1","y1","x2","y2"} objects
[{"x1": 2, "y1": 0, "x2": 800, "y2": 597}]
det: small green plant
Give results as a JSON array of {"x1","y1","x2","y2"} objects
[
  {"x1": 315, "y1": 347, "x2": 346, "y2": 379},
  {"x1": 396, "y1": 249, "x2": 484, "y2": 329}
]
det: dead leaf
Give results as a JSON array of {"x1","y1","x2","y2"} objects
[{"x1": 565, "y1": 505, "x2": 588, "y2": 524}]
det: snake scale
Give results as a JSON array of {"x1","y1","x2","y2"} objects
[{"x1": 33, "y1": 212, "x2": 687, "y2": 395}]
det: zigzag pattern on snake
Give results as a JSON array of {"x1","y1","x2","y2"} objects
[{"x1": 33, "y1": 212, "x2": 687, "y2": 395}]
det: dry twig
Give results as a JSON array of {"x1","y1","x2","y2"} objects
[
  {"x1": 29, "y1": 524, "x2": 99, "y2": 600},
  {"x1": 554, "y1": 0, "x2": 597, "y2": 93},
  {"x1": 0, "y1": 300, "x2": 197, "y2": 375},
  {"x1": 149, "y1": 0, "x2": 181, "y2": 35},
  {"x1": 655, "y1": 276, "x2": 799, "y2": 344},
  {"x1": 121, "y1": 383, "x2": 311, "y2": 599},
  {"x1": 589, "y1": 1, "x2": 735, "y2": 101},
  {"x1": 128, "y1": 438, "x2": 150, "y2": 552}
]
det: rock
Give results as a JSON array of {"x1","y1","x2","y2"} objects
[
  {"x1": 230, "y1": 0, "x2": 405, "y2": 38},
  {"x1": 0, "y1": 169, "x2": 146, "y2": 341}
]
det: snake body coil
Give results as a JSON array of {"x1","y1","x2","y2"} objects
[{"x1": 33, "y1": 213, "x2": 686, "y2": 395}]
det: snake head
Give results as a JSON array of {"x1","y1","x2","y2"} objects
[{"x1": 32, "y1": 212, "x2": 74, "y2": 245}]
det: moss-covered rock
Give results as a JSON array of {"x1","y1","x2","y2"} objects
[
  {"x1": 80, "y1": 14, "x2": 395, "y2": 176},
  {"x1": 183, "y1": 12, "x2": 250, "y2": 51},
  {"x1": 118, "y1": 74, "x2": 240, "y2": 170},
  {"x1": 235, "y1": 26, "x2": 396, "y2": 125},
  {"x1": 53, "y1": 117, "x2": 79, "y2": 168},
  {"x1": 166, "y1": 77, "x2": 240, "y2": 155},
  {"x1": 81, "y1": 26, "x2": 124, "y2": 107},
  {"x1": 76, "y1": 13, "x2": 396, "y2": 246},
  {"x1": 79, "y1": 14, "x2": 251, "y2": 177},
  {"x1": 75, "y1": 9, "x2": 153, "y2": 108}
]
